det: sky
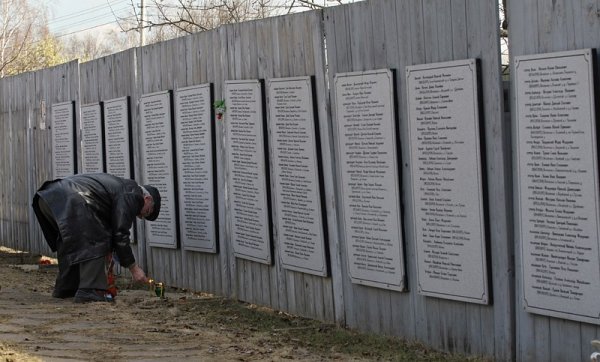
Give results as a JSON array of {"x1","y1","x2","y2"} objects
[{"x1": 47, "y1": 0, "x2": 134, "y2": 38}]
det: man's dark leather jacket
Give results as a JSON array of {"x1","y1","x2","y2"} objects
[{"x1": 32, "y1": 173, "x2": 143, "y2": 267}]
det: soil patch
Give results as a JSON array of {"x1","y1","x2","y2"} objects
[{"x1": 0, "y1": 247, "x2": 486, "y2": 361}]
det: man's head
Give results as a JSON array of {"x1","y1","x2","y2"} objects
[{"x1": 138, "y1": 185, "x2": 161, "y2": 221}]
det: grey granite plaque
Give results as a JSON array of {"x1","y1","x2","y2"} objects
[
  {"x1": 334, "y1": 69, "x2": 406, "y2": 291},
  {"x1": 103, "y1": 97, "x2": 133, "y2": 179},
  {"x1": 51, "y1": 101, "x2": 77, "y2": 178},
  {"x1": 267, "y1": 76, "x2": 328, "y2": 277},
  {"x1": 103, "y1": 97, "x2": 136, "y2": 244},
  {"x1": 174, "y1": 84, "x2": 217, "y2": 253},
  {"x1": 225, "y1": 80, "x2": 272, "y2": 264},
  {"x1": 406, "y1": 59, "x2": 489, "y2": 304},
  {"x1": 81, "y1": 103, "x2": 104, "y2": 173},
  {"x1": 139, "y1": 91, "x2": 178, "y2": 249},
  {"x1": 515, "y1": 49, "x2": 600, "y2": 324}
]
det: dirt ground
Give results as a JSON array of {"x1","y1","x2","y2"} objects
[{"x1": 0, "y1": 247, "x2": 481, "y2": 362}]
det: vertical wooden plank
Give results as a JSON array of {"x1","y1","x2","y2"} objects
[
  {"x1": 213, "y1": 26, "x2": 229, "y2": 298},
  {"x1": 465, "y1": 0, "x2": 491, "y2": 356},
  {"x1": 259, "y1": 15, "x2": 285, "y2": 311},
  {"x1": 160, "y1": 39, "x2": 179, "y2": 289},
  {"x1": 349, "y1": 1, "x2": 373, "y2": 71},
  {"x1": 130, "y1": 48, "x2": 147, "y2": 271},
  {"x1": 370, "y1": 0, "x2": 388, "y2": 70},
  {"x1": 550, "y1": 319, "x2": 582, "y2": 362},
  {"x1": 139, "y1": 45, "x2": 154, "y2": 277},
  {"x1": 531, "y1": 318, "x2": 551, "y2": 361},
  {"x1": 219, "y1": 24, "x2": 235, "y2": 300},
  {"x1": 0, "y1": 79, "x2": 5, "y2": 245},
  {"x1": 563, "y1": 0, "x2": 577, "y2": 49},
  {"x1": 321, "y1": 8, "x2": 343, "y2": 324},
  {"x1": 422, "y1": 0, "x2": 438, "y2": 62},
  {"x1": 301, "y1": 12, "x2": 331, "y2": 321},
  {"x1": 250, "y1": 20, "x2": 273, "y2": 309},
  {"x1": 310, "y1": 8, "x2": 341, "y2": 323},
  {"x1": 291, "y1": 13, "x2": 310, "y2": 318},
  {"x1": 172, "y1": 37, "x2": 186, "y2": 291},
  {"x1": 192, "y1": 100, "x2": 207, "y2": 288},
  {"x1": 332, "y1": 4, "x2": 352, "y2": 73},
  {"x1": 451, "y1": 0, "x2": 468, "y2": 59},
  {"x1": 391, "y1": 0, "x2": 418, "y2": 340},
  {"x1": 581, "y1": 0, "x2": 600, "y2": 49},
  {"x1": 435, "y1": 0, "x2": 453, "y2": 62},
  {"x1": 485, "y1": 0, "x2": 516, "y2": 355},
  {"x1": 541, "y1": 0, "x2": 570, "y2": 53},
  {"x1": 328, "y1": 2, "x2": 357, "y2": 328}
]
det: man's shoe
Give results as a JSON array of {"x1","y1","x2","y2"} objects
[
  {"x1": 52, "y1": 289, "x2": 77, "y2": 298},
  {"x1": 73, "y1": 289, "x2": 114, "y2": 303}
]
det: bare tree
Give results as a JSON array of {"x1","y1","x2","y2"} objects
[
  {"x1": 115, "y1": 0, "x2": 355, "y2": 44},
  {"x1": 8, "y1": 28, "x2": 64, "y2": 75},
  {"x1": 61, "y1": 32, "x2": 121, "y2": 63},
  {"x1": 0, "y1": 0, "x2": 51, "y2": 76}
]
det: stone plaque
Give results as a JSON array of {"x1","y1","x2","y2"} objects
[
  {"x1": 515, "y1": 49, "x2": 600, "y2": 324},
  {"x1": 51, "y1": 101, "x2": 77, "y2": 178},
  {"x1": 225, "y1": 80, "x2": 272, "y2": 264},
  {"x1": 334, "y1": 69, "x2": 406, "y2": 291},
  {"x1": 267, "y1": 76, "x2": 328, "y2": 277},
  {"x1": 81, "y1": 103, "x2": 104, "y2": 173},
  {"x1": 103, "y1": 97, "x2": 136, "y2": 244},
  {"x1": 103, "y1": 97, "x2": 133, "y2": 179},
  {"x1": 139, "y1": 91, "x2": 178, "y2": 249},
  {"x1": 406, "y1": 59, "x2": 489, "y2": 304},
  {"x1": 174, "y1": 84, "x2": 218, "y2": 253}
]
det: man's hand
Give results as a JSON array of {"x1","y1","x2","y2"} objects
[{"x1": 129, "y1": 264, "x2": 149, "y2": 284}]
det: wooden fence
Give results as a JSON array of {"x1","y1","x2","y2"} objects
[
  {"x1": 1, "y1": 61, "x2": 80, "y2": 257},
  {"x1": 1, "y1": 0, "x2": 599, "y2": 360}
]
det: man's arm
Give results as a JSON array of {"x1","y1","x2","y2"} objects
[{"x1": 111, "y1": 192, "x2": 143, "y2": 269}]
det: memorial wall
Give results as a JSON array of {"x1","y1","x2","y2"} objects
[
  {"x1": 80, "y1": 103, "x2": 104, "y2": 173},
  {"x1": 72, "y1": 64, "x2": 496, "y2": 302},
  {"x1": 334, "y1": 69, "x2": 406, "y2": 291},
  {"x1": 267, "y1": 76, "x2": 329, "y2": 277},
  {"x1": 225, "y1": 80, "x2": 273, "y2": 264},
  {"x1": 406, "y1": 59, "x2": 490, "y2": 304},
  {"x1": 515, "y1": 48, "x2": 600, "y2": 324},
  {"x1": 71, "y1": 60, "x2": 502, "y2": 308},
  {"x1": 51, "y1": 101, "x2": 77, "y2": 178},
  {"x1": 174, "y1": 84, "x2": 218, "y2": 253},
  {"x1": 139, "y1": 91, "x2": 179, "y2": 248}
]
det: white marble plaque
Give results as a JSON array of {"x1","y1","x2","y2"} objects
[
  {"x1": 225, "y1": 80, "x2": 272, "y2": 264},
  {"x1": 139, "y1": 91, "x2": 178, "y2": 249},
  {"x1": 334, "y1": 69, "x2": 406, "y2": 291},
  {"x1": 515, "y1": 49, "x2": 600, "y2": 324},
  {"x1": 81, "y1": 103, "x2": 104, "y2": 173},
  {"x1": 51, "y1": 101, "x2": 77, "y2": 178},
  {"x1": 406, "y1": 59, "x2": 489, "y2": 304},
  {"x1": 103, "y1": 97, "x2": 133, "y2": 179},
  {"x1": 268, "y1": 77, "x2": 328, "y2": 276},
  {"x1": 174, "y1": 84, "x2": 217, "y2": 253}
]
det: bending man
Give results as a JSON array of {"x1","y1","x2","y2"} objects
[{"x1": 32, "y1": 173, "x2": 161, "y2": 303}]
